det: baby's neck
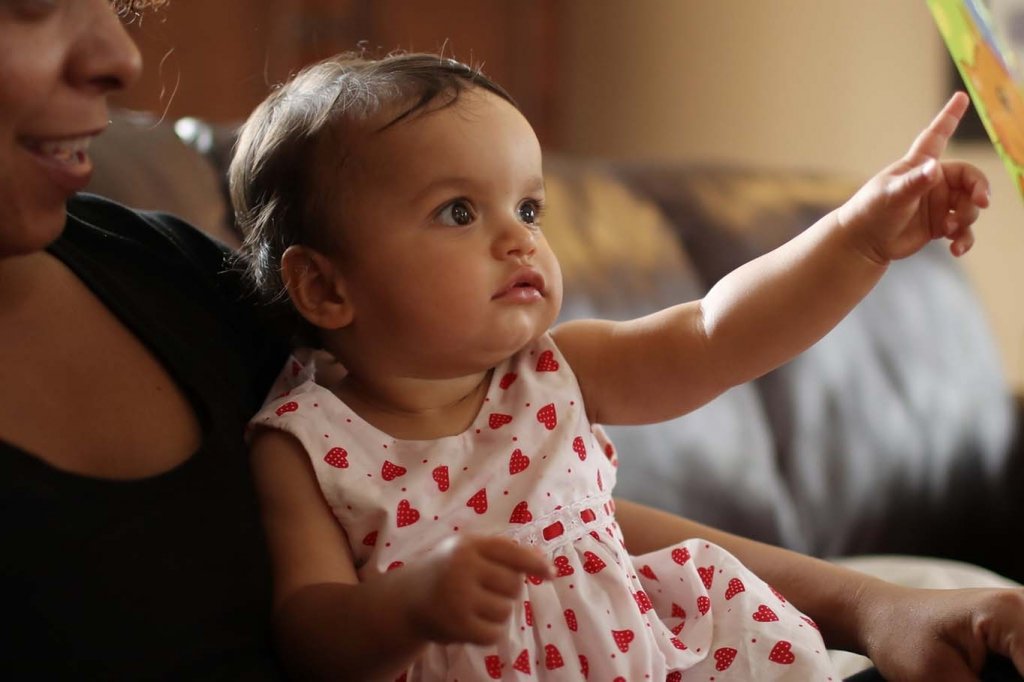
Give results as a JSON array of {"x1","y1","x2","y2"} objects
[{"x1": 331, "y1": 370, "x2": 493, "y2": 440}]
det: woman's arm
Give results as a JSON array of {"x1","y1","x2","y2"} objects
[
  {"x1": 613, "y1": 498, "x2": 1024, "y2": 679},
  {"x1": 613, "y1": 497, "x2": 874, "y2": 652}
]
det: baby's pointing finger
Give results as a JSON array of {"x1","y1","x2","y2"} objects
[{"x1": 906, "y1": 92, "x2": 970, "y2": 161}]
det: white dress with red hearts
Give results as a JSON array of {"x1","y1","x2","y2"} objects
[{"x1": 252, "y1": 334, "x2": 840, "y2": 681}]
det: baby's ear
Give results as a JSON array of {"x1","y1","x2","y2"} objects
[{"x1": 280, "y1": 245, "x2": 354, "y2": 330}]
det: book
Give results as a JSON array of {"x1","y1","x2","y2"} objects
[{"x1": 928, "y1": 0, "x2": 1024, "y2": 199}]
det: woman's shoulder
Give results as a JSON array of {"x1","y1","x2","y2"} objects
[{"x1": 65, "y1": 193, "x2": 231, "y2": 272}]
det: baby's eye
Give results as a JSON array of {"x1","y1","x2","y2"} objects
[
  {"x1": 437, "y1": 200, "x2": 474, "y2": 227},
  {"x1": 518, "y1": 199, "x2": 543, "y2": 226}
]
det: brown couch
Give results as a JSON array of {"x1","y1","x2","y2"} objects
[{"x1": 86, "y1": 111, "x2": 1024, "y2": 582}]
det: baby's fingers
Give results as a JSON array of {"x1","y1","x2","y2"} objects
[
  {"x1": 907, "y1": 91, "x2": 970, "y2": 162},
  {"x1": 479, "y1": 537, "x2": 553, "y2": 580},
  {"x1": 945, "y1": 160, "x2": 991, "y2": 209}
]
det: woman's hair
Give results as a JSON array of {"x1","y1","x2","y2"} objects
[
  {"x1": 111, "y1": 0, "x2": 167, "y2": 17},
  {"x1": 229, "y1": 52, "x2": 516, "y2": 321}
]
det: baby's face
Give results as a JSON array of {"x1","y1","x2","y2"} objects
[{"x1": 325, "y1": 88, "x2": 563, "y2": 379}]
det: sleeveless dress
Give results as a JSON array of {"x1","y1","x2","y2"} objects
[{"x1": 253, "y1": 334, "x2": 839, "y2": 681}]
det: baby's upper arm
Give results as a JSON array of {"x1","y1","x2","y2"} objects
[
  {"x1": 250, "y1": 429, "x2": 359, "y2": 608},
  {"x1": 551, "y1": 301, "x2": 726, "y2": 426}
]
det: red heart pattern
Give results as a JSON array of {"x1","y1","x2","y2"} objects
[
  {"x1": 666, "y1": 673, "x2": 682, "y2": 682},
  {"x1": 544, "y1": 643, "x2": 564, "y2": 669},
  {"x1": 611, "y1": 628, "x2": 634, "y2": 653},
  {"x1": 572, "y1": 436, "x2": 587, "y2": 460},
  {"x1": 633, "y1": 590, "x2": 653, "y2": 613},
  {"x1": 697, "y1": 595, "x2": 711, "y2": 615},
  {"x1": 554, "y1": 556, "x2": 575, "y2": 577},
  {"x1": 536, "y1": 403, "x2": 557, "y2": 429},
  {"x1": 671, "y1": 602, "x2": 686, "y2": 619},
  {"x1": 536, "y1": 350, "x2": 559, "y2": 372},
  {"x1": 714, "y1": 646, "x2": 737, "y2": 671},
  {"x1": 488, "y1": 413, "x2": 513, "y2": 429},
  {"x1": 697, "y1": 564, "x2": 715, "y2": 589},
  {"x1": 671, "y1": 547, "x2": 690, "y2": 565},
  {"x1": 638, "y1": 564, "x2": 659, "y2": 581},
  {"x1": 769, "y1": 640, "x2": 796, "y2": 665},
  {"x1": 275, "y1": 401, "x2": 298, "y2": 416},
  {"x1": 579, "y1": 654, "x2": 589, "y2": 679},
  {"x1": 564, "y1": 608, "x2": 578, "y2": 631},
  {"x1": 801, "y1": 614, "x2": 820, "y2": 630},
  {"x1": 362, "y1": 531, "x2": 377, "y2": 546},
  {"x1": 582, "y1": 551, "x2": 606, "y2": 574},
  {"x1": 484, "y1": 654, "x2": 502, "y2": 679},
  {"x1": 395, "y1": 499, "x2": 419, "y2": 527},
  {"x1": 431, "y1": 465, "x2": 449, "y2": 492},
  {"x1": 323, "y1": 447, "x2": 348, "y2": 468},
  {"x1": 381, "y1": 460, "x2": 406, "y2": 481},
  {"x1": 509, "y1": 501, "x2": 532, "y2": 524},
  {"x1": 753, "y1": 604, "x2": 779, "y2": 622},
  {"x1": 512, "y1": 649, "x2": 531, "y2": 674},
  {"x1": 509, "y1": 448, "x2": 530, "y2": 475},
  {"x1": 524, "y1": 600, "x2": 534, "y2": 626},
  {"x1": 466, "y1": 489, "x2": 488, "y2": 514},
  {"x1": 725, "y1": 577, "x2": 746, "y2": 600},
  {"x1": 499, "y1": 372, "x2": 517, "y2": 389}
]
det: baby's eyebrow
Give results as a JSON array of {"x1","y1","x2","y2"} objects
[{"x1": 411, "y1": 176, "x2": 473, "y2": 204}]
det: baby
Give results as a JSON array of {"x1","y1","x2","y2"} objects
[{"x1": 231, "y1": 53, "x2": 1022, "y2": 681}]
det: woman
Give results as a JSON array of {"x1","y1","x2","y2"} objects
[{"x1": 0, "y1": 1, "x2": 287, "y2": 677}]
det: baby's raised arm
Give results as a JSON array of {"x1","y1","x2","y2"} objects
[
  {"x1": 553, "y1": 93, "x2": 989, "y2": 426},
  {"x1": 250, "y1": 430, "x2": 552, "y2": 681}
]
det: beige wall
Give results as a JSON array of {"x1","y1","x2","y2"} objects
[{"x1": 557, "y1": 0, "x2": 1024, "y2": 390}]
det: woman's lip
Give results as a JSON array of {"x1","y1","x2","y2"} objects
[{"x1": 19, "y1": 134, "x2": 97, "y2": 194}]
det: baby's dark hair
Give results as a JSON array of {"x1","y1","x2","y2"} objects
[{"x1": 229, "y1": 52, "x2": 516, "y2": 329}]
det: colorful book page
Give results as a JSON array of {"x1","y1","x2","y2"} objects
[{"x1": 928, "y1": 0, "x2": 1024, "y2": 199}]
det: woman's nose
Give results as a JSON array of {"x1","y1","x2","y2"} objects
[{"x1": 68, "y1": 0, "x2": 143, "y2": 94}]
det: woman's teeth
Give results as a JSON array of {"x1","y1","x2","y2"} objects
[{"x1": 32, "y1": 137, "x2": 92, "y2": 164}]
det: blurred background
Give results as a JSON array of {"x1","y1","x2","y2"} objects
[{"x1": 113, "y1": 0, "x2": 1024, "y2": 391}]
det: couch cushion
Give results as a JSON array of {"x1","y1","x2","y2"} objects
[{"x1": 86, "y1": 111, "x2": 238, "y2": 246}]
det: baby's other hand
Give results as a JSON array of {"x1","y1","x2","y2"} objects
[
  {"x1": 406, "y1": 535, "x2": 552, "y2": 646},
  {"x1": 837, "y1": 92, "x2": 990, "y2": 263}
]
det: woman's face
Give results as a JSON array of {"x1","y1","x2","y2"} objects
[{"x1": 0, "y1": 0, "x2": 141, "y2": 257}]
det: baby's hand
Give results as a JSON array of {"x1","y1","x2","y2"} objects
[
  {"x1": 405, "y1": 535, "x2": 552, "y2": 645},
  {"x1": 837, "y1": 92, "x2": 990, "y2": 262}
]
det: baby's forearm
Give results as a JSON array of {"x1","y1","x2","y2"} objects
[
  {"x1": 273, "y1": 575, "x2": 428, "y2": 681},
  {"x1": 699, "y1": 210, "x2": 887, "y2": 387}
]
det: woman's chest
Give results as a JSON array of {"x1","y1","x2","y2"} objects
[{"x1": 0, "y1": 274, "x2": 201, "y2": 479}]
